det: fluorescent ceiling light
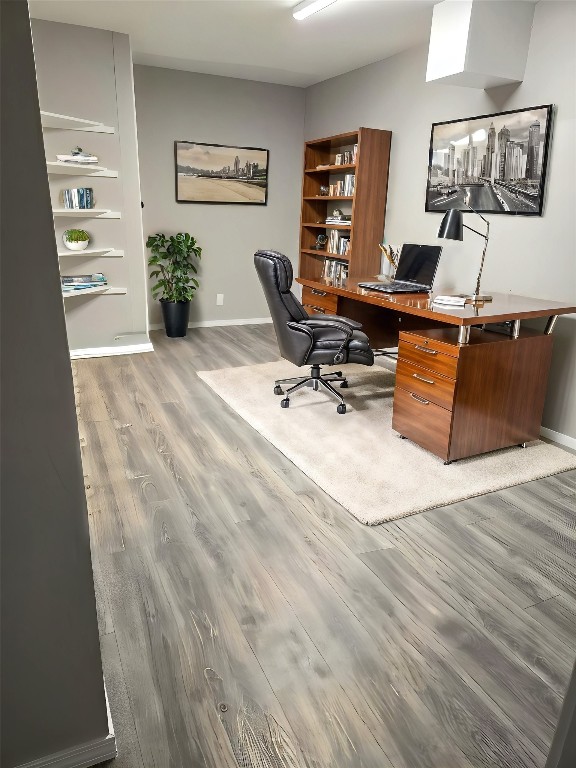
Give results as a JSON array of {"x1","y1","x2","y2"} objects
[{"x1": 293, "y1": 0, "x2": 338, "y2": 21}]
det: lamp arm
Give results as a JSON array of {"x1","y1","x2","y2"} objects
[{"x1": 474, "y1": 219, "x2": 490, "y2": 298}]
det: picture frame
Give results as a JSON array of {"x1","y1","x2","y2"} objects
[
  {"x1": 425, "y1": 104, "x2": 553, "y2": 216},
  {"x1": 175, "y1": 141, "x2": 269, "y2": 205}
]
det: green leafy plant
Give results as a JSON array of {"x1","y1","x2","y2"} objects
[
  {"x1": 146, "y1": 232, "x2": 202, "y2": 303},
  {"x1": 63, "y1": 228, "x2": 90, "y2": 242}
]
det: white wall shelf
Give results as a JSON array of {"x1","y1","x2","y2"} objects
[
  {"x1": 53, "y1": 209, "x2": 121, "y2": 219},
  {"x1": 47, "y1": 161, "x2": 118, "y2": 178},
  {"x1": 57, "y1": 248, "x2": 124, "y2": 259},
  {"x1": 62, "y1": 286, "x2": 127, "y2": 299},
  {"x1": 41, "y1": 110, "x2": 115, "y2": 133}
]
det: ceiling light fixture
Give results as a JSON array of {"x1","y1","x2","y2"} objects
[{"x1": 293, "y1": 0, "x2": 337, "y2": 21}]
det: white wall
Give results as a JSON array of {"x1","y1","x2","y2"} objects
[
  {"x1": 304, "y1": 0, "x2": 576, "y2": 440},
  {"x1": 133, "y1": 65, "x2": 305, "y2": 326}
]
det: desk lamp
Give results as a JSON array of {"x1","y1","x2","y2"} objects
[{"x1": 437, "y1": 204, "x2": 493, "y2": 303}]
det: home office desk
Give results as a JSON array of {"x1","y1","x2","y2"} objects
[{"x1": 298, "y1": 277, "x2": 576, "y2": 463}]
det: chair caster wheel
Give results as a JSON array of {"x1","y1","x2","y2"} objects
[
  {"x1": 399, "y1": 434, "x2": 406, "y2": 439},
  {"x1": 444, "y1": 460, "x2": 452, "y2": 465},
  {"x1": 519, "y1": 442, "x2": 527, "y2": 448},
  {"x1": 337, "y1": 403, "x2": 346, "y2": 414},
  {"x1": 274, "y1": 385, "x2": 283, "y2": 395},
  {"x1": 334, "y1": 371, "x2": 342, "y2": 377},
  {"x1": 280, "y1": 398, "x2": 290, "y2": 408},
  {"x1": 340, "y1": 381, "x2": 349, "y2": 388}
]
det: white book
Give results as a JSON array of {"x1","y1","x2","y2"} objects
[{"x1": 433, "y1": 295, "x2": 467, "y2": 306}]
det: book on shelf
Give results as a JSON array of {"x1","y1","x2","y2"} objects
[
  {"x1": 326, "y1": 230, "x2": 351, "y2": 256},
  {"x1": 56, "y1": 154, "x2": 99, "y2": 164},
  {"x1": 325, "y1": 215, "x2": 351, "y2": 224},
  {"x1": 334, "y1": 148, "x2": 356, "y2": 166},
  {"x1": 328, "y1": 174, "x2": 355, "y2": 197},
  {"x1": 321, "y1": 257, "x2": 349, "y2": 283},
  {"x1": 61, "y1": 273, "x2": 107, "y2": 288},
  {"x1": 62, "y1": 187, "x2": 94, "y2": 209}
]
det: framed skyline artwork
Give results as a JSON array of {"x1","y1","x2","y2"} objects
[
  {"x1": 175, "y1": 141, "x2": 269, "y2": 205},
  {"x1": 425, "y1": 104, "x2": 553, "y2": 216}
]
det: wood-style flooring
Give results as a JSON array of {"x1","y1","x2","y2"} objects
[{"x1": 74, "y1": 325, "x2": 576, "y2": 768}]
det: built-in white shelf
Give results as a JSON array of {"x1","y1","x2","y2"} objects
[
  {"x1": 53, "y1": 209, "x2": 121, "y2": 219},
  {"x1": 62, "y1": 286, "x2": 127, "y2": 299},
  {"x1": 47, "y1": 161, "x2": 118, "y2": 178},
  {"x1": 57, "y1": 248, "x2": 124, "y2": 259},
  {"x1": 41, "y1": 111, "x2": 115, "y2": 134}
]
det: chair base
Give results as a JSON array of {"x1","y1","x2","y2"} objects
[{"x1": 275, "y1": 364, "x2": 348, "y2": 413}]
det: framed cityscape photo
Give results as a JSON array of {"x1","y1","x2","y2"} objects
[
  {"x1": 175, "y1": 141, "x2": 269, "y2": 205},
  {"x1": 425, "y1": 104, "x2": 553, "y2": 216}
]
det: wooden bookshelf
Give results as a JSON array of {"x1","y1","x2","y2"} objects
[{"x1": 299, "y1": 127, "x2": 392, "y2": 284}]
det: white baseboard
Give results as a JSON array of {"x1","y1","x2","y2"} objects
[
  {"x1": 70, "y1": 342, "x2": 154, "y2": 360},
  {"x1": 540, "y1": 427, "x2": 576, "y2": 452},
  {"x1": 16, "y1": 733, "x2": 116, "y2": 768},
  {"x1": 149, "y1": 316, "x2": 272, "y2": 330}
]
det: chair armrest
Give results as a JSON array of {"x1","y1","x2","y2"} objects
[{"x1": 300, "y1": 315, "x2": 362, "y2": 331}]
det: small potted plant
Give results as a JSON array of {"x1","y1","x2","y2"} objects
[
  {"x1": 146, "y1": 232, "x2": 202, "y2": 338},
  {"x1": 63, "y1": 228, "x2": 90, "y2": 251}
]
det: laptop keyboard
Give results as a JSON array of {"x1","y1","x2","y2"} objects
[{"x1": 358, "y1": 281, "x2": 429, "y2": 292}]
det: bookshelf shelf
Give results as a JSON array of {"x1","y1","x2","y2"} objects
[
  {"x1": 305, "y1": 163, "x2": 356, "y2": 174},
  {"x1": 299, "y1": 127, "x2": 392, "y2": 291},
  {"x1": 47, "y1": 161, "x2": 118, "y2": 178},
  {"x1": 41, "y1": 111, "x2": 115, "y2": 134},
  {"x1": 57, "y1": 248, "x2": 124, "y2": 259},
  {"x1": 301, "y1": 248, "x2": 350, "y2": 260},
  {"x1": 303, "y1": 196, "x2": 354, "y2": 201},
  {"x1": 53, "y1": 209, "x2": 121, "y2": 219},
  {"x1": 302, "y1": 222, "x2": 351, "y2": 230},
  {"x1": 62, "y1": 286, "x2": 127, "y2": 299}
]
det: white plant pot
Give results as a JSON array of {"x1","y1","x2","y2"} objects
[{"x1": 63, "y1": 238, "x2": 89, "y2": 251}]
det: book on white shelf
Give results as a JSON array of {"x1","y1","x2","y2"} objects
[
  {"x1": 56, "y1": 154, "x2": 99, "y2": 163},
  {"x1": 433, "y1": 295, "x2": 468, "y2": 307}
]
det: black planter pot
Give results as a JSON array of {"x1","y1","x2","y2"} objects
[{"x1": 160, "y1": 299, "x2": 190, "y2": 338}]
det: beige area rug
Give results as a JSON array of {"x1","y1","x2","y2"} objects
[{"x1": 197, "y1": 360, "x2": 576, "y2": 525}]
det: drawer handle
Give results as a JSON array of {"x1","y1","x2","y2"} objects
[
  {"x1": 311, "y1": 288, "x2": 327, "y2": 297},
  {"x1": 410, "y1": 393, "x2": 430, "y2": 405},
  {"x1": 311, "y1": 306, "x2": 326, "y2": 314},
  {"x1": 413, "y1": 373, "x2": 435, "y2": 385},
  {"x1": 415, "y1": 345, "x2": 438, "y2": 355}
]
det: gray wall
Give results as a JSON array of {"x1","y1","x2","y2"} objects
[
  {"x1": 304, "y1": 0, "x2": 576, "y2": 441},
  {"x1": 133, "y1": 65, "x2": 305, "y2": 326},
  {"x1": 1, "y1": 2, "x2": 110, "y2": 766},
  {"x1": 31, "y1": 20, "x2": 149, "y2": 353}
]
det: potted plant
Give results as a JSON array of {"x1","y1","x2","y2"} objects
[
  {"x1": 146, "y1": 232, "x2": 202, "y2": 338},
  {"x1": 63, "y1": 228, "x2": 90, "y2": 251}
]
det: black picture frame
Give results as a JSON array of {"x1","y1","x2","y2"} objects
[
  {"x1": 425, "y1": 104, "x2": 553, "y2": 216},
  {"x1": 175, "y1": 141, "x2": 269, "y2": 205}
]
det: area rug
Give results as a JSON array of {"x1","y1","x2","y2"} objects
[{"x1": 197, "y1": 361, "x2": 576, "y2": 524}]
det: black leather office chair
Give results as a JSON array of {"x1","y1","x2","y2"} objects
[{"x1": 254, "y1": 250, "x2": 374, "y2": 414}]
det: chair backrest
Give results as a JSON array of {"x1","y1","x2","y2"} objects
[{"x1": 254, "y1": 250, "x2": 309, "y2": 363}]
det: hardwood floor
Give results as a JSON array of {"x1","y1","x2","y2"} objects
[{"x1": 73, "y1": 325, "x2": 576, "y2": 768}]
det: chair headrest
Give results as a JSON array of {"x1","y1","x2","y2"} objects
[{"x1": 254, "y1": 250, "x2": 293, "y2": 293}]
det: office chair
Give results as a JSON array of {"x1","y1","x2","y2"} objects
[{"x1": 254, "y1": 250, "x2": 374, "y2": 414}]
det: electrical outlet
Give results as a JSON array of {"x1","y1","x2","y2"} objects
[{"x1": 216, "y1": 293, "x2": 224, "y2": 306}]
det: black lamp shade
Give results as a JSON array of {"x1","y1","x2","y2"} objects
[{"x1": 438, "y1": 208, "x2": 464, "y2": 241}]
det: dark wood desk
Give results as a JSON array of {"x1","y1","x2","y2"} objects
[{"x1": 297, "y1": 277, "x2": 576, "y2": 462}]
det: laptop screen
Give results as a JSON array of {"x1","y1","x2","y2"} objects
[{"x1": 395, "y1": 244, "x2": 442, "y2": 287}]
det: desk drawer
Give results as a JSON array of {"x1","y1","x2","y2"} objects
[
  {"x1": 396, "y1": 358, "x2": 456, "y2": 411},
  {"x1": 398, "y1": 339, "x2": 459, "y2": 379},
  {"x1": 302, "y1": 286, "x2": 338, "y2": 313},
  {"x1": 392, "y1": 386, "x2": 452, "y2": 461}
]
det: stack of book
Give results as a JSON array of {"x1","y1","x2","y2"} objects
[
  {"x1": 56, "y1": 147, "x2": 99, "y2": 164},
  {"x1": 61, "y1": 273, "x2": 107, "y2": 292},
  {"x1": 328, "y1": 174, "x2": 355, "y2": 196},
  {"x1": 62, "y1": 188, "x2": 94, "y2": 209},
  {"x1": 325, "y1": 214, "x2": 351, "y2": 225},
  {"x1": 326, "y1": 230, "x2": 350, "y2": 256},
  {"x1": 333, "y1": 145, "x2": 358, "y2": 165}
]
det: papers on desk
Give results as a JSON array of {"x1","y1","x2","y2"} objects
[{"x1": 433, "y1": 295, "x2": 468, "y2": 307}]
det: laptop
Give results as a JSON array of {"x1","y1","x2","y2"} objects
[{"x1": 359, "y1": 243, "x2": 442, "y2": 294}]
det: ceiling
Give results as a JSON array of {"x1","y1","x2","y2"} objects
[{"x1": 29, "y1": 0, "x2": 442, "y2": 87}]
